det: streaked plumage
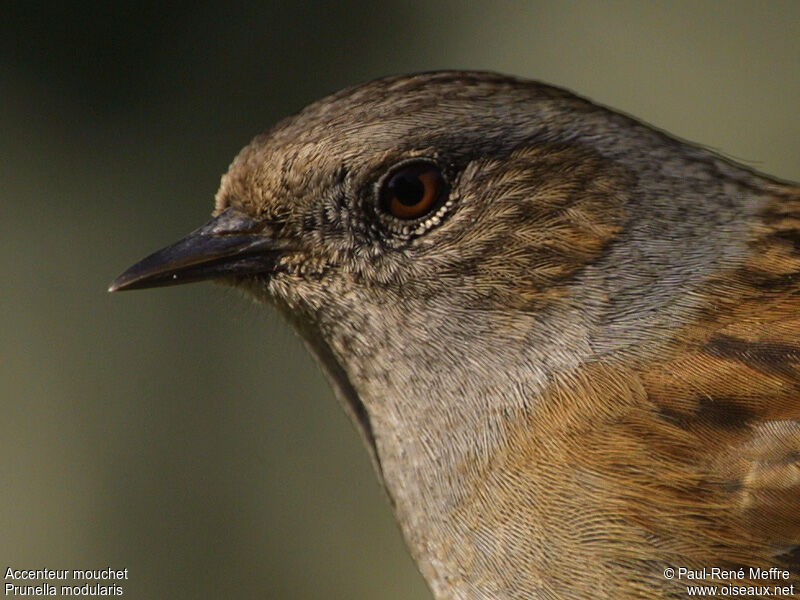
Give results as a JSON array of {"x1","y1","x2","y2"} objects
[{"x1": 112, "y1": 72, "x2": 800, "y2": 599}]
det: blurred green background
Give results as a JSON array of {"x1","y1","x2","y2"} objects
[{"x1": 2, "y1": 2, "x2": 799, "y2": 598}]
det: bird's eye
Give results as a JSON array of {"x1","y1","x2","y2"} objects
[{"x1": 380, "y1": 162, "x2": 445, "y2": 220}]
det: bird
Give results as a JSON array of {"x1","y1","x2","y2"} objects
[{"x1": 110, "y1": 71, "x2": 800, "y2": 599}]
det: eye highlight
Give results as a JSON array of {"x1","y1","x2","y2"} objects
[{"x1": 380, "y1": 162, "x2": 445, "y2": 220}]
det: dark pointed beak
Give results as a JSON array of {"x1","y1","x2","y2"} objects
[{"x1": 109, "y1": 208, "x2": 286, "y2": 292}]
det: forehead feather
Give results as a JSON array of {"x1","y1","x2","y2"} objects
[{"x1": 214, "y1": 71, "x2": 588, "y2": 216}]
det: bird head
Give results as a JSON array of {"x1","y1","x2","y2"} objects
[
  {"x1": 110, "y1": 73, "x2": 635, "y2": 369},
  {"x1": 110, "y1": 70, "x2": 753, "y2": 465}
]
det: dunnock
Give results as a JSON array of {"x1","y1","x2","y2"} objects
[{"x1": 111, "y1": 72, "x2": 800, "y2": 599}]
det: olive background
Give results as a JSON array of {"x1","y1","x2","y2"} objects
[{"x1": 2, "y1": 2, "x2": 799, "y2": 598}]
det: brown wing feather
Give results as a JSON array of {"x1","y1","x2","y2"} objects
[
  {"x1": 637, "y1": 187, "x2": 800, "y2": 573},
  {"x1": 458, "y1": 188, "x2": 800, "y2": 598}
]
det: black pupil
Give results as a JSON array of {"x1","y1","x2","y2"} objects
[{"x1": 390, "y1": 171, "x2": 426, "y2": 206}]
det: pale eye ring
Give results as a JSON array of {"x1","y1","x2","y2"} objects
[{"x1": 379, "y1": 162, "x2": 446, "y2": 220}]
